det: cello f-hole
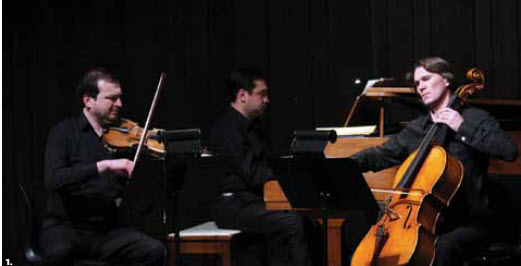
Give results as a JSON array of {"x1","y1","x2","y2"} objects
[{"x1": 403, "y1": 205, "x2": 412, "y2": 229}]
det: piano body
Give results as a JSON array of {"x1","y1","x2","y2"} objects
[{"x1": 264, "y1": 86, "x2": 521, "y2": 266}]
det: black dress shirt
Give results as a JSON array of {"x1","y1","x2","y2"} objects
[
  {"x1": 209, "y1": 107, "x2": 273, "y2": 195},
  {"x1": 44, "y1": 112, "x2": 127, "y2": 230},
  {"x1": 351, "y1": 106, "x2": 518, "y2": 224}
]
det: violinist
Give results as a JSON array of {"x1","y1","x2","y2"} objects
[
  {"x1": 39, "y1": 69, "x2": 165, "y2": 266},
  {"x1": 349, "y1": 57, "x2": 518, "y2": 265}
]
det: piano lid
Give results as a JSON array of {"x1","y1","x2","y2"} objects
[
  {"x1": 344, "y1": 78, "x2": 422, "y2": 137},
  {"x1": 361, "y1": 77, "x2": 417, "y2": 97}
]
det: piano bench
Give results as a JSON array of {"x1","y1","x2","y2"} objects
[{"x1": 167, "y1": 221, "x2": 241, "y2": 266}]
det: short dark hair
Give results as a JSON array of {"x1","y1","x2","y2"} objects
[
  {"x1": 77, "y1": 68, "x2": 120, "y2": 101},
  {"x1": 228, "y1": 67, "x2": 267, "y2": 101},
  {"x1": 410, "y1": 57, "x2": 455, "y2": 89}
]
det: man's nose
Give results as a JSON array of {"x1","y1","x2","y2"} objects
[
  {"x1": 114, "y1": 98, "x2": 123, "y2": 107},
  {"x1": 417, "y1": 83, "x2": 425, "y2": 92},
  {"x1": 264, "y1": 96, "x2": 270, "y2": 104}
]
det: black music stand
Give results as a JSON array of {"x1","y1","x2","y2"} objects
[
  {"x1": 271, "y1": 131, "x2": 379, "y2": 266},
  {"x1": 172, "y1": 155, "x2": 233, "y2": 230},
  {"x1": 158, "y1": 129, "x2": 233, "y2": 266},
  {"x1": 272, "y1": 157, "x2": 379, "y2": 266},
  {"x1": 156, "y1": 128, "x2": 202, "y2": 266}
]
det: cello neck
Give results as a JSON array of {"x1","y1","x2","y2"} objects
[{"x1": 396, "y1": 95, "x2": 461, "y2": 189}]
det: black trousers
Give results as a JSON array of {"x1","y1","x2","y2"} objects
[
  {"x1": 213, "y1": 192, "x2": 316, "y2": 266},
  {"x1": 39, "y1": 222, "x2": 166, "y2": 266},
  {"x1": 433, "y1": 225, "x2": 489, "y2": 266}
]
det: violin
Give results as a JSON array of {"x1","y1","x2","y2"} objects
[{"x1": 104, "y1": 119, "x2": 166, "y2": 159}]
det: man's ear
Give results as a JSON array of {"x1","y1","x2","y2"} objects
[
  {"x1": 83, "y1": 94, "x2": 95, "y2": 109},
  {"x1": 237, "y1": 88, "x2": 248, "y2": 103},
  {"x1": 443, "y1": 77, "x2": 450, "y2": 88}
]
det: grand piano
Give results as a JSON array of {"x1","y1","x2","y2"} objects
[{"x1": 264, "y1": 85, "x2": 521, "y2": 266}]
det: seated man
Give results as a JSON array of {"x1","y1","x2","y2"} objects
[
  {"x1": 210, "y1": 68, "x2": 315, "y2": 266},
  {"x1": 39, "y1": 69, "x2": 166, "y2": 266},
  {"x1": 349, "y1": 57, "x2": 518, "y2": 266}
]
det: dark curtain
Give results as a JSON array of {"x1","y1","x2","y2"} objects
[{"x1": 4, "y1": 0, "x2": 520, "y2": 264}]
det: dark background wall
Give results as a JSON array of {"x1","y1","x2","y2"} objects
[{"x1": 4, "y1": 0, "x2": 521, "y2": 264}]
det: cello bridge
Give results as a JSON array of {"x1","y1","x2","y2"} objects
[{"x1": 385, "y1": 207, "x2": 401, "y2": 221}]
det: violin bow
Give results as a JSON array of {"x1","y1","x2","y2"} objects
[{"x1": 132, "y1": 73, "x2": 167, "y2": 169}]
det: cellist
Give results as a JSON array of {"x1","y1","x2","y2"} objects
[{"x1": 349, "y1": 57, "x2": 518, "y2": 265}]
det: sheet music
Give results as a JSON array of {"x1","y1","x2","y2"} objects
[{"x1": 316, "y1": 125, "x2": 377, "y2": 136}]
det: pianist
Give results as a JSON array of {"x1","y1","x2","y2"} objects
[
  {"x1": 350, "y1": 57, "x2": 518, "y2": 266},
  {"x1": 210, "y1": 67, "x2": 314, "y2": 266}
]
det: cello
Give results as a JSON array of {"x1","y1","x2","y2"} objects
[{"x1": 351, "y1": 69, "x2": 485, "y2": 265}]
